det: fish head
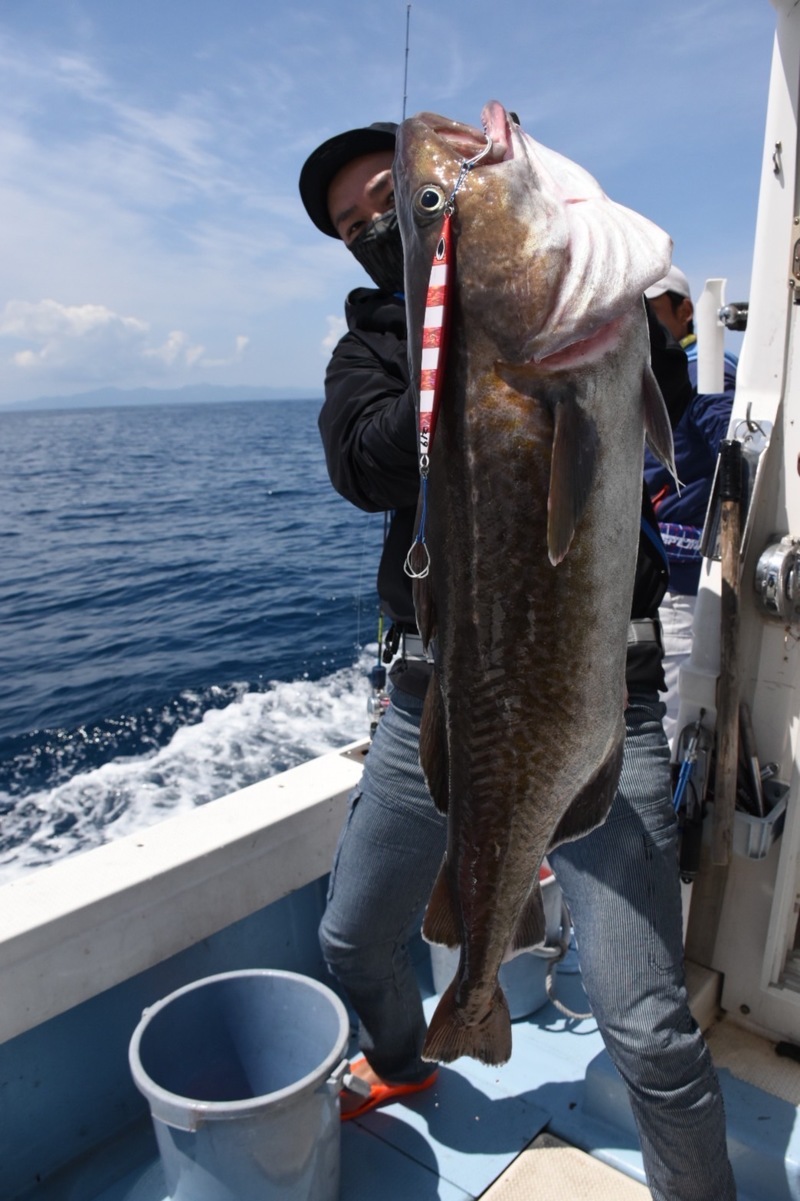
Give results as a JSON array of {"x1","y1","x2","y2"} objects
[
  {"x1": 394, "y1": 105, "x2": 566, "y2": 366},
  {"x1": 395, "y1": 101, "x2": 672, "y2": 368}
]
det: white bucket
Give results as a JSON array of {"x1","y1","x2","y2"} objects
[{"x1": 129, "y1": 970, "x2": 349, "y2": 1201}]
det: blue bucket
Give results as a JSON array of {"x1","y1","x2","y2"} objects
[{"x1": 129, "y1": 970, "x2": 350, "y2": 1201}]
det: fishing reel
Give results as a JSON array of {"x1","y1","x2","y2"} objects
[{"x1": 754, "y1": 536, "x2": 800, "y2": 624}]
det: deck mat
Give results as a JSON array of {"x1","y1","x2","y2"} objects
[
  {"x1": 707, "y1": 1016, "x2": 800, "y2": 1106},
  {"x1": 480, "y1": 1133, "x2": 651, "y2": 1200}
]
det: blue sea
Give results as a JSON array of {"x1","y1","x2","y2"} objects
[{"x1": 0, "y1": 398, "x2": 385, "y2": 884}]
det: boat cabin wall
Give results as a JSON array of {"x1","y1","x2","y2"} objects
[{"x1": 682, "y1": 1, "x2": 800, "y2": 1046}]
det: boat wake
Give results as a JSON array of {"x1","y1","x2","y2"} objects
[{"x1": 0, "y1": 653, "x2": 374, "y2": 885}]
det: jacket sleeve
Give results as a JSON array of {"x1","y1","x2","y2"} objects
[
  {"x1": 689, "y1": 388, "x2": 735, "y2": 460},
  {"x1": 318, "y1": 328, "x2": 420, "y2": 513}
]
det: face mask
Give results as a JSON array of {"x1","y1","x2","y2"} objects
[{"x1": 348, "y1": 209, "x2": 405, "y2": 294}]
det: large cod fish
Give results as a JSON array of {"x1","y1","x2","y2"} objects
[{"x1": 393, "y1": 102, "x2": 675, "y2": 1067}]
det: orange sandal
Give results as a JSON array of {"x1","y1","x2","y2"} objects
[{"x1": 340, "y1": 1057, "x2": 439, "y2": 1122}]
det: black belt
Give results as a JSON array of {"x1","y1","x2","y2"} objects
[
  {"x1": 628, "y1": 618, "x2": 662, "y2": 646},
  {"x1": 403, "y1": 633, "x2": 433, "y2": 662}
]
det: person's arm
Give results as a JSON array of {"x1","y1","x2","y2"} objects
[
  {"x1": 691, "y1": 387, "x2": 735, "y2": 458},
  {"x1": 318, "y1": 329, "x2": 419, "y2": 513}
]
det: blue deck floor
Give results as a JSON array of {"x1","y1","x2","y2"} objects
[
  {"x1": 30, "y1": 962, "x2": 800, "y2": 1201},
  {"x1": 53, "y1": 968, "x2": 606, "y2": 1201}
]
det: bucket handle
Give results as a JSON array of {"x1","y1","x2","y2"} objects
[
  {"x1": 317, "y1": 1061, "x2": 353, "y2": 1100},
  {"x1": 325, "y1": 1058, "x2": 367, "y2": 1099}
]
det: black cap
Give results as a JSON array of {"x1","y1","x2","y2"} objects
[{"x1": 299, "y1": 122, "x2": 398, "y2": 239}]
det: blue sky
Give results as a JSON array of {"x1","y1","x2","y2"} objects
[{"x1": 0, "y1": 1, "x2": 777, "y2": 404}]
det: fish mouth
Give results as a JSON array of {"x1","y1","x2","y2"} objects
[
  {"x1": 412, "y1": 102, "x2": 514, "y2": 166},
  {"x1": 480, "y1": 100, "x2": 516, "y2": 162}
]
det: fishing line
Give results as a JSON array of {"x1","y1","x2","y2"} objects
[
  {"x1": 356, "y1": 510, "x2": 392, "y2": 736},
  {"x1": 354, "y1": 510, "x2": 387, "y2": 651}
]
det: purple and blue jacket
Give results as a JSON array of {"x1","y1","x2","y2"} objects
[{"x1": 643, "y1": 335, "x2": 737, "y2": 596}]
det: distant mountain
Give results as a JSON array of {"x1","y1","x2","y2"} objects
[{"x1": 0, "y1": 383, "x2": 322, "y2": 412}]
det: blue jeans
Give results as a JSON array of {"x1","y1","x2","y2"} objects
[
  {"x1": 549, "y1": 694, "x2": 736, "y2": 1201},
  {"x1": 320, "y1": 684, "x2": 446, "y2": 1083},
  {"x1": 319, "y1": 686, "x2": 735, "y2": 1200}
]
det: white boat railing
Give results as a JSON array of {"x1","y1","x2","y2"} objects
[{"x1": 0, "y1": 740, "x2": 367, "y2": 1044}]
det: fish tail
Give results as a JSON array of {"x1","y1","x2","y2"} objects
[{"x1": 422, "y1": 981, "x2": 512, "y2": 1066}]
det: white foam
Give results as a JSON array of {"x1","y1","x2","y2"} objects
[{"x1": 0, "y1": 653, "x2": 378, "y2": 884}]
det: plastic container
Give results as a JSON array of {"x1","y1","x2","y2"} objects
[
  {"x1": 129, "y1": 970, "x2": 349, "y2": 1201},
  {"x1": 732, "y1": 781, "x2": 789, "y2": 860},
  {"x1": 429, "y1": 866, "x2": 564, "y2": 1019}
]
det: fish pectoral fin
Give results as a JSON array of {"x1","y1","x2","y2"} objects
[
  {"x1": 493, "y1": 367, "x2": 598, "y2": 564},
  {"x1": 547, "y1": 728, "x2": 624, "y2": 850},
  {"x1": 422, "y1": 860, "x2": 460, "y2": 947},
  {"x1": 547, "y1": 389, "x2": 599, "y2": 565},
  {"x1": 643, "y1": 362, "x2": 678, "y2": 487},
  {"x1": 420, "y1": 671, "x2": 449, "y2": 814},
  {"x1": 422, "y1": 979, "x2": 512, "y2": 1066},
  {"x1": 509, "y1": 882, "x2": 547, "y2": 953}
]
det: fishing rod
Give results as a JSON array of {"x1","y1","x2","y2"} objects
[
  {"x1": 402, "y1": 4, "x2": 411, "y2": 120},
  {"x1": 367, "y1": 4, "x2": 413, "y2": 735}
]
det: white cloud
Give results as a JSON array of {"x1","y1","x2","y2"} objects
[
  {"x1": 0, "y1": 298, "x2": 244, "y2": 385},
  {"x1": 143, "y1": 329, "x2": 202, "y2": 367},
  {"x1": 0, "y1": 299, "x2": 148, "y2": 367},
  {"x1": 322, "y1": 315, "x2": 346, "y2": 355},
  {"x1": 0, "y1": 297, "x2": 145, "y2": 340},
  {"x1": 194, "y1": 335, "x2": 250, "y2": 369}
]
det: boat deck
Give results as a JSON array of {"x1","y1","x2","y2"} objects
[
  {"x1": 20, "y1": 957, "x2": 800, "y2": 1201},
  {"x1": 5, "y1": 743, "x2": 800, "y2": 1201}
]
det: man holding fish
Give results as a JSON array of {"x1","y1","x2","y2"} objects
[{"x1": 299, "y1": 109, "x2": 736, "y2": 1200}]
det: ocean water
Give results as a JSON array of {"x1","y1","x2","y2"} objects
[{"x1": 0, "y1": 398, "x2": 386, "y2": 883}]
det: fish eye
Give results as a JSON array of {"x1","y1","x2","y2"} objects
[{"x1": 413, "y1": 184, "x2": 447, "y2": 218}]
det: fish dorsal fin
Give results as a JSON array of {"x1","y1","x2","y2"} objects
[
  {"x1": 420, "y1": 671, "x2": 449, "y2": 814},
  {"x1": 547, "y1": 725, "x2": 624, "y2": 850},
  {"x1": 548, "y1": 389, "x2": 599, "y2": 565},
  {"x1": 422, "y1": 859, "x2": 461, "y2": 947},
  {"x1": 509, "y1": 881, "x2": 547, "y2": 952},
  {"x1": 642, "y1": 361, "x2": 678, "y2": 487}
]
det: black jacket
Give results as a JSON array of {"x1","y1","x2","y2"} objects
[
  {"x1": 318, "y1": 287, "x2": 691, "y2": 692},
  {"x1": 318, "y1": 289, "x2": 420, "y2": 627}
]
